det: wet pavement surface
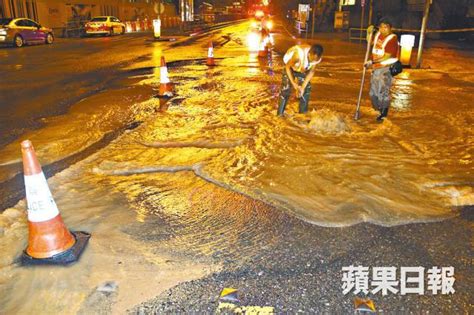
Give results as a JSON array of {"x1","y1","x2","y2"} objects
[
  {"x1": 0, "y1": 20, "x2": 473, "y2": 314},
  {"x1": 131, "y1": 201, "x2": 472, "y2": 314}
]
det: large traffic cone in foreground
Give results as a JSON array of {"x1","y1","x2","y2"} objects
[
  {"x1": 158, "y1": 56, "x2": 173, "y2": 98},
  {"x1": 20, "y1": 140, "x2": 90, "y2": 265},
  {"x1": 206, "y1": 41, "x2": 216, "y2": 66}
]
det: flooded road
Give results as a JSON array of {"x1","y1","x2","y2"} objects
[{"x1": 0, "y1": 20, "x2": 473, "y2": 313}]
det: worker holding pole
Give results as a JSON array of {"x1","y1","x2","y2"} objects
[{"x1": 364, "y1": 18, "x2": 399, "y2": 122}]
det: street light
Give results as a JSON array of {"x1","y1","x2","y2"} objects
[
  {"x1": 400, "y1": 34, "x2": 415, "y2": 66},
  {"x1": 153, "y1": 18, "x2": 161, "y2": 39},
  {"x1": 126, "y1": 22, "x2": 132, "y2": 33}
]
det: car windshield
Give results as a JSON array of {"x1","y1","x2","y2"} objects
[
  {"x1": 91, "y1": 17, "x2": 107, "y2": 22},
  {"x1": 0, "y1": 18, "x2": 13, "y2": 26}
]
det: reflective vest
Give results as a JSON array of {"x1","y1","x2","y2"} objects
[
  {"x1": 283, "y1": 45, "x2": 317, "y2": 73},
  {"x1": 372, "y1": 32, "x2": 398, "y2": 68}
]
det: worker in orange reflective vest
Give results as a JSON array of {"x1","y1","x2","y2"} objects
[
  {"x1": 365, "y1": 18, "x2": 399, "y2": 122},
  {"x1": 277, "y1": 44, "x2": 323, "y2": 116}
]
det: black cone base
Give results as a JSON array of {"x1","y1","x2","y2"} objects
[{"x1": 21, "y1": 231, "x2": 91, "y2": 266}]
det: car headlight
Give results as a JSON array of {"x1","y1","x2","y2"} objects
[{"x1": 0, "y1": 29, "x2": 7, "y2": 35}]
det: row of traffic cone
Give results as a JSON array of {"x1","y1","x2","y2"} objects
[
  {"x1": 157, "y1": 41, "x2": 216, "y2": 98},
  {"x1": 18, "y1": 37, "x2": 271, "y2": 266},
  {"x1": 18, "y1": 37, "x2": 268, "y2": 266},
  {"x1": 18, "y1": 43, "x2": 218, "y2": 265},
  {"x1": 159, "y1": 38, "x2": 272, "y2": 98}
]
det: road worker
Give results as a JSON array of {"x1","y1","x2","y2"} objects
[
  {"x1": 365, "y1": 18, "x2": 399, "y2": 122},
  {"x1": 277, "y1": 44, "x2": 323, "y2": 116}
]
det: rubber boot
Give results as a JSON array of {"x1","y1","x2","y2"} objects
[
  {"x1": 277, "y1": 96, "x2": 288, "y2": 116},
  {"x1": 376, "y1": 107, "x2": 389, "y2": 123},
  {"x1": 299, "y1": 86, "x2": 311, "y2": 114},
  {"x1": 371, "y1": 96, "x2": 380, "y2": 111}
]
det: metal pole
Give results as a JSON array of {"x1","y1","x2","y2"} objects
[
  {"x1": 305, "y1": 8, "x2": 309, "y2": 40},
  {"x1": 368, "y1": 0, "x2": 373, "y2": 26},
  {"x1": 359, "y1": 2, "x2": 365, "y2": 43},
  {"x1": 181, "y1": 0, "x2": 186, "y2": 21},
  {"x1": 355, "y1": 30, "x2": 374, "y2": 120},
  {"x1": 184, "y1": 0, "x2": 187, "y2": 21},
  {"x1": 312, "y1": 0, "x2": 316, "y2": 39},
  {"x1": 416, "y1": 0, "x2": 431, "y2": 68}
]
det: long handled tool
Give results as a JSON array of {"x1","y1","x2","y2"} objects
[{"x1": 354, "y1": 30, "x2": 375, "y2": 120}]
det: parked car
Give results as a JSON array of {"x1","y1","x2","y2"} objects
[
  {"x1": 0, "y1": 18, "x2": 54, "y2": 48},
  {"x1": 85, "y1": 16, "x2": 125, "y2": 36}
]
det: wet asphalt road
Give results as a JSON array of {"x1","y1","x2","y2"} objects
[
  {"x1": 0, "y1": 24, "x2": 244, "y2": 210},
  {"x1": 0, "y1": 32, "x2": 158, "y2": 211},
  {"x1": 0, "y1": 32, "x2": 185, "y2": 148},
  {"x1": 0, "y1": 22, "x2": 246, "y2": 148},
  {"x1": 131, "y1": 211, "x2": 473, "y2": 314}
]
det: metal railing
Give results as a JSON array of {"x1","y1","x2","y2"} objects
[
  {"x1": 61, "y1": 21, "x2": 86, "y2": 38},
  {"x1": 349, "y1": 27, "x2": 367, "y2": 42},
  {"x1": 349, "y1": 26, "x2": 474, "y2": 42},
  {"x1": 393, "y1": 27, "x2": 474, "y2": 33},
  {"x1": 294, "y1": 21, "x2": 308, "y2": 33}
]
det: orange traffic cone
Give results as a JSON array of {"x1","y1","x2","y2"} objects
[
  {"x1": 257, "y1": 39, "x2": 269, "y2": 58},
  {"x1": 206, "y1": 41, "x2": 216, "y2": 66},
  {"x1": 158, "y1": 56, "x2": 173, "y2": 98},
  {"x1": 20, "y1": 140, "x2": 90, "y2": 265}
]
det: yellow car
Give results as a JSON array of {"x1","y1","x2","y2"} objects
[{"x1": 85, "y1": 16, "x2": 125, "y2": 36}]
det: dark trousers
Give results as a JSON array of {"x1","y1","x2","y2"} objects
[
  {"x1": 277, "y1": 71, "x2": 311, "y2": 116},
  {"x1": 369, "y1": 67, "x2": 392, "y2": 111}
]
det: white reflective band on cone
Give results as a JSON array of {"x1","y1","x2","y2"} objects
[
  {"x1": 208, "y1": 48, "x2": 214, "y2": 58},
  {"x1": 24, "y1": 172, "x2": 60, "y2": 222},
  {"x1": 160, "y1": 67, "x2": 170, "y2": 83}
]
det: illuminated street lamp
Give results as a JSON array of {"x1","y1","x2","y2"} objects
[
  {"x1": 255, "y1": 10, "x2": 264, "y2": 18},
  {"x1": 153, "y1": 18, "x2": 161, "y2": 39},
  {"x1": 126, "y1": 22, "x2": 132, "y2": 33},
  {"x1": 400, "y1": 34, "x2": 415, "y2": 66}
]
